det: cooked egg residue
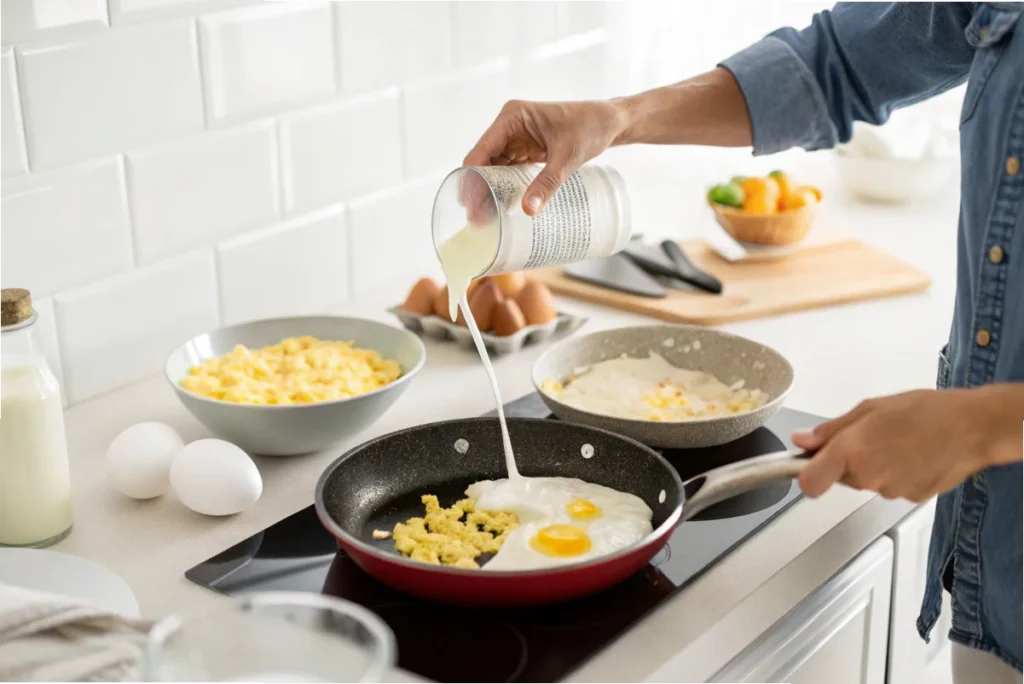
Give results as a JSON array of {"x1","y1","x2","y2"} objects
[
  {"x1": 181, "y1": 336, "x2": 402, "y2": 405},
  {"x1": 542, "y1": 352, "x2": 768, "y2": 422},
  {"x1": 394, "y1": 478, "x2": 652, "y2": 571},
  {"x1": 392, "y1": 495, "x2": 518, "y2": 569},
  {"x1": 466, "y1": 476, "x2": 653, "y2": 571}
]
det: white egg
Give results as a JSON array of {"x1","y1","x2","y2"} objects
[
  {"x1": 106, "y1": 422, "x2": 185, "y2": 499},
  {"x1": 169, "y1": 439, "x2": 262, "y2": 516},
  {"x1": 465, "y1": 477, "x2": 653, "y2": 571}
]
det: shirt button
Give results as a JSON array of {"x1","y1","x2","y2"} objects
[
  {"x1": 1008, "y1": 156, "x2": 1021, "y2": 176},
  {"x1": 980, "y1": 26, "x2": 989, "y2": 39},
  {"x1": 990, "y1": 245, "x2": 1005, "y2": 264},
  {"x1": 976, "y1": 329, "x2": 991, "y2": 347}
]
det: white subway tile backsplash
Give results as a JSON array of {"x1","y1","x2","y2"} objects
[
  {"x1": 55, "y1": 250, "x2": 219, "y2": 403},
  {"x1": 452, "y1": 1, "x2": 519, "y2": 66},
  {"x1": 199, "y1": 2, "x2": 336, "y2": 125},
  {"x1": 1, "y1": 0, "x2": 617, "y2": 406},
  {"x1": 126, "y1": 122, "x2": 280, "y2": 264},
  {"x1": 335, "y1": 1, "x2": 452, "y2": 95},
  {"x1": 1, "y1": 157, "x2": 133, "y2": 297},
  {"x1": 217, "y1": 206, "x2": 348, "y2": 324},
  {"x1": 403, "y1": 59, "x2": 511, "y2": 177},
  {"x1": 109, "y1": 0, "x2": 258, "y2": 25},
  {"x1": 558, "y1": 1, "x2": 608, "y2": 36},
  {"x1": 347, "y1": 178, "x2": 441, "y2": 295},
  {"x1": 16, "y1": 20, "x2": 203, "y2": 170},
  {"x1": 31, "y1": 297, "x2": 67, "y2": 406},
  {"x1": 0, "y1": 0, "x2": 108, "y2": 45},
  {"x1": 280, "y1": 90, "x2": 402, "y2": 215},
  {"x1": 1, "y1": 50, "x2": 29, "y2": 177},
  {"x1": 515, "y1": 31, "x2": 609, "y2": 102}
]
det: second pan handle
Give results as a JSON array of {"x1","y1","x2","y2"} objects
[{"x1": 681, "y1": 450, "x2": 812, "y2": 520}]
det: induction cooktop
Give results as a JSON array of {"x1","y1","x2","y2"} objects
[{"x1": 186, "y1": 393, "x2": 823, "y2": 683}]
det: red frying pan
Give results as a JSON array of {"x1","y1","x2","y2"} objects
[{"x1": 314, "y1": 417, "x2": 806, "y2": 607}]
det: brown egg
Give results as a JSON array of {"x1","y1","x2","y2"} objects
[
  {"x1": 403, "y1": 277, "x2": 440, "y2": 316},
  {"x1": 491, "y1": 272, "x2": 527, "y2": 298},
  {"x1": 466, "y1": 280, "x2": 504, "y2": 331},
  {"x1": 515, "y1": 282, "x2": 557, "y2": 326},
  {"x1": 432, "y1": 285, "x2": 453, "y2": 320},
  {"x1": 433, "y1": 280, "x2": 482, "y2": 322},
  {"x1": 492, "y1": 300, "x2": 527, "y2": 337}
]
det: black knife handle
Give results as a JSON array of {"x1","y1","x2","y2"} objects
[{"x1": 661, "y1": 240, "x2": 724, "y2": 294}]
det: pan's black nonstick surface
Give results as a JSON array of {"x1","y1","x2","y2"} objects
[{"x1": 319, "y1": 418, "x2": 684, "y2": 555}]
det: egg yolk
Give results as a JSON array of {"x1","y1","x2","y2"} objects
[
  {"x1": 566, "y1": 498, "x2": 602, "y2": 520},
  {"x1": 530, "y1": 524, "x2": 592, "y2": 557}
]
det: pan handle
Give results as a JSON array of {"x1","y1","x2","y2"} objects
[{"x1": 681, "y1": 450, "x2": 812, "y2": 520}]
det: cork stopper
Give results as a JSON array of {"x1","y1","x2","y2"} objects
[{"x1": 1, "y1": 288, "x2": 34, "y2": 327}]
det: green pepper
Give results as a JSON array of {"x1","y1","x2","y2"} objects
[
  {"x1": 768, "y1": 169, "x2": 785, "y2": 179},
  {"x1": 729, "y1": 175, "x2": 747, "y2": 186},
  {"x1": 708, "y1": 182, "x2": 745, "y2": 208}
]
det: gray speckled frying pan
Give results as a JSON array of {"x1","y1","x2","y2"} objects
[
  {"x1": 532, "y1": 324, "x2": 794, "y2": 448},
  {"x1": 315, "y1": 416, "x2": 809, "y2": 606}
]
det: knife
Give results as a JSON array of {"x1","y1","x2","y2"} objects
[
  {"x1": 661, "y1": 240, "x2": 724, "y2": 294},
  {"x1": 563, "y1": 253, "x2": 668, "y2": 298},
  {"x1": 621, "y1": 242, "x2": 724, "y2": 295}
]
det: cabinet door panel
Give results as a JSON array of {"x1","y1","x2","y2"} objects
[{"x1": 711, "y1": 537, "x2": 893, "y2": 684}]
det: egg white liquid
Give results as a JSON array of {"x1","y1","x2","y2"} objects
[
  {"x1": 547, "y1": 352, "x2": 768, "y2": 421},
  {"x1": 466, "y1": 477, "x2": 653, "y2": 571},
  {"x1": 438, "y1": 223, "x2": 519, "y2": 479}
]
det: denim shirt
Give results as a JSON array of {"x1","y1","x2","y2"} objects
[{"x1": 721, "y1": 2, "x2": 1023, "y2": 671}]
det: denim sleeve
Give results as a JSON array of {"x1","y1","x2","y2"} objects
[{"x1": 719, "y1": 3, "x2": 976, "y2": 155}]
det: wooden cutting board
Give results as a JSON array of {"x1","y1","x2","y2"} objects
[{"x1": 530, "y1": 238, "x2": 931, "y2": 326}]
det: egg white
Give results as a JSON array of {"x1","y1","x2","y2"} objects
[
  {"x1": 465, "y1": 477, "x2": 653, "y2": 571},
  {"x1": 543, "y1": 352, "x2": 769, "y2": 421}
]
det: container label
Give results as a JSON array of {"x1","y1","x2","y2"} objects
[{"x1": 475, "y1": 165, "x2": 612, "y2": 273}]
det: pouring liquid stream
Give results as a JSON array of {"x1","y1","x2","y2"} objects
[{"x1": 438, "y1": 224, "x2": 520, "y2": 479}]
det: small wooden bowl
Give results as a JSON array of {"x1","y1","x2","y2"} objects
[{"x1": 710, "y1": 200, "x2": 819, "y2": 246}]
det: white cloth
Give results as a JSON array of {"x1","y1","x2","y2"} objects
[
  {"x1": 952, "y1": 643, "x2": 1023, "y2": 684},
  {"x1": 0, "y1": 582, "x2": 152, "y2": 682}
]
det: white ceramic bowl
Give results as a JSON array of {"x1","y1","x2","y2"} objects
[
  {"x1": 834, "y1": 151, "x2": 958, "y2": 203},
  {"x1": 166, "y1": 316, "x2": 426, "y2": 456}
]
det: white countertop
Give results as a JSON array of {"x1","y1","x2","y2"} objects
[{"x1": 49, "y1": 156, "x2": 961, "y2": 681}]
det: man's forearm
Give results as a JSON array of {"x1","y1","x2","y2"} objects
[
  {"x1": 976, "y1": 383, "x2": 1024, "y2": 466},
  {"x1": 612, "y1": 68, "x2": 753, "y2": 148}
]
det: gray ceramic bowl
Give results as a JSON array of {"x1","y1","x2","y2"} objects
[
  {"x1": 532, "y1": 324, "x2": 793, "y2": 448},
  {"x1": 166, "y1": 316, "x2": 426, "y2": 456}
]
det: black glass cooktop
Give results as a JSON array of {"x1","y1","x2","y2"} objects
[{"x1": 186, "y1": 393, "x2": 823, "y2": 683}]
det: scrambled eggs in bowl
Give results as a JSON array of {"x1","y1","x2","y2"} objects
[
  {"x1": 166, "y1": 316, "x2": 425, "y2": 455},
  {"x1": 181, "y1": 336, "x2": 402, "y2": 405}
]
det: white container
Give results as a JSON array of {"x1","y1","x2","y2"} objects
[
  {"x1": 0, "y1": 288, "x2": 73, "y2": 547},
  {"x1": 834, "y1": 151, "x2": 958, "y2": 204},
  {"x1": 432, "y1": 163, "x2": 633, "y2": 279}
]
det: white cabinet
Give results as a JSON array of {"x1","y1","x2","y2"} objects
[
  {"x1": 886, "y1": 499, "x2": 951, "y2": 684},
  {"x1": 709, "y1": 537, "x2": 894, "y2": 684}
]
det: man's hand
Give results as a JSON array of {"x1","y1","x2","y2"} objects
[
  {"x1": 463, "y1": 99, "x2": 629, "y2": 216},
  {"x1": 793, "y1": 385, "x2": 1024, "y2": 503}
]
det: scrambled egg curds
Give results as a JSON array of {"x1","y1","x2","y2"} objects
[
  {"x1": 392, "y1": 495, "x2": 518, "y2": 569},
  {"x1": 181, "y1": 336, "x2": 402, "y2": 405}
]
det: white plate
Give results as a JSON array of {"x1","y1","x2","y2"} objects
[{"x1": 0, "y1": 548, "x2": 139, "y2": 617}]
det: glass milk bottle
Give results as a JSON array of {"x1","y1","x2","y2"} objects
[
  {"x1": 0, "y1": 288, "x2": 73, "y2": 547},
  {"x1": 432, "y1": 163, "x2": 632, "y2": 309}
]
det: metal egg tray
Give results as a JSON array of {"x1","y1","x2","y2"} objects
[{"x1": 388, "y1": 306, "x2": 586, "y2": 355}]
